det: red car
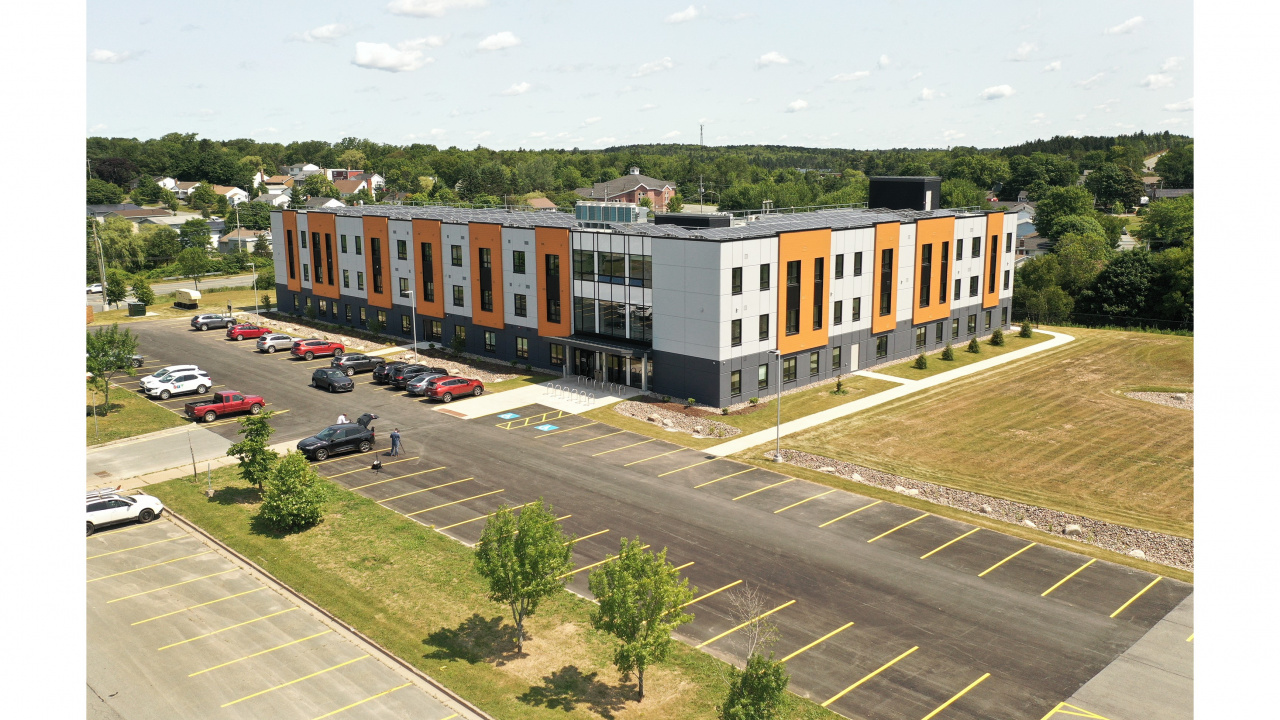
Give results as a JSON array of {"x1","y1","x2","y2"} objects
[
  {"x1": 183, "y1": 390, "x2": 266, "y2": 423},
  {"x1": 291, "y1": 338, "x2": 345, "y2": 360},
  {"x1": 226, "y1": 323, "x2": 271, "y2": 341},
  {"x1": 423, "y1": 376, "x2": 484, "y2": 403}
]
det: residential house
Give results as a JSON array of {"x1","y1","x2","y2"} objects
[
  {"x1": 253, "y1": 193, "x2": 291, "y2": 208},
  {"x1": 138, "y1": 214, "x2": 226, "y2": 245},
  {"x1": 106, "y1": 208, "x2": 174, "y2": 232},
  {"x1": 154, "y1": 177, "x2": 178, "y2": 192},
  {"x1": 332, "y1": 178, "x2": 370, "y2": 198},
  {"x1": 263, "y1": 175, "x2": 293, "y2": 195},
  {"x1": 326, "y1": 169, "x2": 385, "y2": 192},
  {"x1": 210, "y1": 185, "x2": 250, "y2": 206},
  {"x1": 379, "y1": 190, "x2": 413, "y2": 203},
  {"x1": 573, "y1": 167, "x2": 677, "y2": 210},
  {"x1": 87, "y1": 203, "x2": 141, "y2": 219},
  {"x1": 526, "y1": 197, "x2": 559, "y2": 210},
  {"x1": 283, "y1": 162, "x2": 321, "y2": 178},
  {"x1": 217, "y1": 227, "x2": 272, "y2": 254},
  {"x1": 304, "y1": 197, "x2": 345, "y2": 209},
  {"x1": 1151, "y1": 188, "x2": 1193, "y2": 201},
  {"x1": 250, "y1": 170, "x2": 268, "y2": 189},
  {"x1": 174, "y1": 181, "x2": 201, "y2": 199}
]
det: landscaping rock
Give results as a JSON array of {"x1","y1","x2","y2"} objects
[
  {"x1": 648, "y1": 414, "x2": 660, "y2": 423},
  {"x1": 1128, "y1": 549, "x2": 1146, "y2": 560},
  {"x1": 893, "y1": 485, "x2": 907, "y2": 493},
  {"x1": 818, "y1": 467, "x2": 835, "y2": 473},
  {"x1": 981, "y1": 505, "x2": 993, "y2": 514},
  {"x1": 1064, "y1": 524, "x2": 1083, "y2": 536},
  {"x1": 662, "y1": 419, "x2": 673, "y2": 428},
  {"x1": 903, "y1": 489, "x2": 920, "y2": 497},
  {"x1": 1022, "y1": 519, "x2": 1037, "y2": 529},
  {"x1": 693, "y1": 426, "x2": 704, "y2": 434},
  {"x1": 614, "y1": 400, "x2": 741, "y2": 440}
]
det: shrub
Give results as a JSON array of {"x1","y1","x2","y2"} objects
[
  {"x1": 749, "y1": 397, "x2": 759, "y2": 405},
  {"x1": 967, "y1": 338, "x2": 981, "y2": 353},
  {"x1": 913, "y1": 353, "x2": 928, "y2": 370},
  {"x1": 990, "y1": 328, "x2": 1005, "y2": 346},
  {"x1": 720, "y1": 653, "x2": 790, "y2": 720},
  {"x1": 721, "y1": 407, "x2": 729, "y2": 416},
  {"x1": 254, "y1": 273, "x2": 274, "y2": 290},
  {"x1": 941, "y1": 344, "x2": 955, "y2": 361},
  {"x1": 261, "y1": 294, "x2": 272, "y2": 311},
  {"x1": 130, "y1": 276, "x2": 155, "y2": 306},
  {"x1": 686, "y1": 397, "x2": 696, "y2": 407},
  {"x1": 304, "y1": 303, "x2": 318, "y2": 320},
  {"x1": 450, "y1": 332, "x2": 467, "y2": 355},
  {"x1": 1019, "y1": 321, "x2": 1033, "y2": 338},
  {"x1": 258, "y1": 451, "x2": 326, "y2": 532},
  {"x1": 833, "y1": 376, "x2": 845, "y2": 394},
  {"x1": 367, "y1": 317, "x2": 385, "y2": 335},
  {"x1": 662, "y1": 395, "x2": 671, "y2": 403}
]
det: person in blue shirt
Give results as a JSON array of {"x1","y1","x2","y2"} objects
[{"x1": 389, "y1": 428, "x2": 402, "y2": 456}]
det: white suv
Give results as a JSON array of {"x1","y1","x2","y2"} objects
[
  {"x1": 139, "y1": 365, "x2": 201, "y2": 391},
  {"x1": 87, "y1": 491, "x2": 165, "y2": 535},
  {"x1": 146, "y1": 370, "x2": 212, "y2": 400}
]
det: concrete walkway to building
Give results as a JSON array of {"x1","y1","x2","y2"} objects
[
  {"x1": 440, "y1": 380, "x2": 628, "y2": 420},
  {"x1": 704, "y1": 329, "x2": 1075, "y2": 457},
  {"x1": 853, "y1": 369, "x2": 916, "y2": 384}
]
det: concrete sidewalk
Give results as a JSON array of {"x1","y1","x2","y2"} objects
[
  {"x1": 440, "y1": 380, "x2": 627, "y2": 419},
  {"x1": 88, "y1": 439, "x2": 299, "y2": 492},
  {"x1": 704, "y1": 329, "x2": 1075, "y2": 457},
  {"x1": 87, "y1": 425, "x2": 233, "y2": 486}
]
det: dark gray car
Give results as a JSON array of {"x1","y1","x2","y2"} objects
[
  {"x1": 331, "y1": 353, "x2": 385, "y2": 376},
  {"x1": 191, "y1": 313, "x2": 236, "y2": 331},
  {"x1": 311, "y1": 367, "x2": 354, "y2": 393},
  {"x1": 296, "y1": 414, "x2": 376, "y2": 461}
]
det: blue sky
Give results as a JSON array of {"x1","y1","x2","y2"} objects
[{"x1": 87, "y1": 0, "x2": 1193, "y2": 149}]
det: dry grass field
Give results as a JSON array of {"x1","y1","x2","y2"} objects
[{"x1": 781, "y1": 327, "x2": 1194, "y2": 538}]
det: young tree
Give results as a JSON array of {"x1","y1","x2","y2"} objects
[
  {"x1": 85, "y1": 323, "x2": 139, "y2": 415},
  {"x1": 720, "y1": 653, "x2": 790, "y2": 720},
  {"x1": 941, "y1": 344, "x2": 955, "y2": 360},
  {"x1": 176, "y1": 247, "x2": 211, "y2": 290},
  {"x1": 473, "y1": 500, "x2": 574, "y2": 654},
  {"x1": 588, "y1": 537, "x2": 695, "y2": 701},
  {"x1": 637, "y1": 195, "x2": 654, "y2": 210},
  {"x1": 450, "y1": 331, "x2": 466, "y2": 354},
  {"x1": 966, "y1": 337, "x2": 981, "y2": 353},
  {"x1": 159, "y1": 188, "x2": 179, "y2": 212},
  {"x1": 289, "y1": 187, "x2": 309, "y2": 209},
  {"x1": 1019, "y1": 321, "x2": 1033, "y2": 338},
  {"x1": 913, "y1": 353, "x2": 928, "y2": 369},
  {"x1": 131, "y1": 275, "x2": 155, "y2": 306},
  {"x1": 104, "y1": 269, "x2": 129, "y2": 308},
  {"x1": 226, "y1": 411, "x2": 279, "y2": 489},
  {"x1": 179, "y1": 218, "x2": 212, "y2": 250},
  {"x1": 258, "y1": 451, "x2": 326, "y2": 532},
  {"x1": 990, "y1": 328, "x2": 1005, "y2": 346},
  {"x1": 213, "y1": 194, "x2": 231, "y2": 218},
  {"x1": 664, "y1": 192, "x2": 684, "y2": 213}
]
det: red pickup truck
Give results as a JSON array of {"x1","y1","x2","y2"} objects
[
  {"x1": 227, "y1": 323, "x2": 271, "y2": 341},
  {"x1": 184, "y1": 391, "x2": 265, "y2": 423}
]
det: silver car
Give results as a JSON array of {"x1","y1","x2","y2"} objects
[
  {"x1": 406, "y1": 373, "x2": 447, "y2": 396},
  {"x1": 256, "y1": 333, "x2": 295, "y2": 353}
]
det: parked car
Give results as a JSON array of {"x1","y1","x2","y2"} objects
[
  {"x1": 139, "y1": 364, "x2": 201, "y2": 391},
  {"x1": 146, "y1": 370, "x2": 212, "y2": 400},
  {"x1": 226, "y1": 323, "x2": 271, "y2": 341},
  {"x1": 422, "y1": 376, "x2": 485, "y2": 403},
  {"x1": 291, "y1": 339, "x2": 345, "y2": 360},
  {"x1": 255, "y1": 333, "x2": 295, "y2": 353},
  {"x1": 87, "y1": 490, "x2": 165, "y2": 535},
  {"x1": 296, "y1": 414, "x2": 377, "y2": 461},
  {"x1": 191, "y1": 313, "x2": 237, "y2": 331},
  {"x1": 331, "y1": 353, "x2": 385, "y2": 376},
  {"x1": 184, "y1": 390, "x2": 265, "y2": 423},
  {"x1": 391, "y1": 364, "x2": 447, "y2": 389},
  {"x1": 311, "y1": 368, "x2": 354, "y2": 393},
  {"x1": 131, "y1": 354, "x2": 145, "y2": 368},
  {"x1": 371, "y1": 361, "x2": 406, "y2": 385},
  {"x1": 87, "y1": 283, "x2": 103, "y2": 294},
  {"x1": 406, "y1": 373, "x2": 448, "y2": 396}
]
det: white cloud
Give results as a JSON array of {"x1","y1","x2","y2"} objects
[
  {"x1": 662, "y1": 130, "x2": 682, "y2": 139},
  {"x1": 1030, "y1": 113, "x2": 1049, "y2": 126},
  {"x1": 1010, "y1": 42, "x2": 1037, "y2": 61},
  {"x1": 919, "y1": 87, "x2": 942, "y2": 101},
  {"x1": 638, "y1": 103, "x2": 658, "y2": 112},
  {"x1": 89, "y1": 123, "x2": 107, "y2": 133},
  {"x1": 1161, "y1": 117, "x2": 1186, "y2": 126},
  {"x1": 1162, "y1": 56, "x2": 1183, "y2": 72},
  {"x1": 942, "y1": 130, "x2": 965, "y2": 141},
  {"x1": 352, "y1": 39, "x2": 437, "y2": 72},
  {"x1": 502, "y1": 81, "x2": 531, "y2": 95},
  {"x1": 299, "y1": 23, "x2": 350, "y2": 43},
  {"x1": 664, "y1": 5, "x2": 698, "y2": 23},
  {"x1": 979, "y1": 84, "x2": 1015, "y2": 100},
  {"x1": 583, "y1": 117, "x2": 602, "y2": 126},
  {"x1": 251, "y1": 127, "x2": 279, "y2": 135},
  {"x1": 878, "y1": 54, "x2": 891, "y2": 68},
  {"x1": 632, "y1": 57, "x2": 674, "y2": 77},
  {"x1": 830, "y1": 71, "x2": 870, "y2": 82},
  {"x1": 477, "y1": 31, "x2": 520, "y2": 51},
  {"x1": 592, "y1": 137, "x2": 617, "y2": 146},
  {"x1": 528, "y1": 131, "x2": 547, "y2": 138},
  {"x1": 387, "y1": 0, "x2": 486, "y2": 17},
  {"x1": 1093, "y1": 98, "x2": 1120, "y2": 113},
  {"x1": 1163, "y1": 97, "x2": 1194, "y2": 112},
  {"x1": 1104, "y1": 16, "x2": 1143, "y2": 35},
  {"x1": 1141, "y1": 73, "x2": 1174, "y2": 90},
  {"x1": 88, "y1": 49, "x2": 135, "y2": 64},
  {"x1": 757, "y1": 51, "x2": 789, "y2": 67},
  {"x1": 909, "y1": 71, "x2": 923, "y2": 81},
  {"x1": 472, "y1": 130, "x2": 492, "y2": 140},
  {"x1": 1043, "y1": 60, "x2": 1061, "y2": 72},
  {"x1": 785, "y1": 99, "x2": 808, "y2": 113},
  {"x1": 1075, "y1": 72, "x2": 1106, "y2": 88}
]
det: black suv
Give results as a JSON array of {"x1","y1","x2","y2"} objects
[
  {"x1": 311, "y1": 367, "x2": 355, "y2": 393},
  {"x1": 331, "y1": 353, "x2": 385, "y2": 376},
  {"x1": 372, "y1": 361, "x2": 406, "y2": 385},
  {"x1": 297, "y1": 414, "x2": 377, "y2": 461},
  {"x1": 391, "y1": 364, "x2": 448, "y2": 389}
]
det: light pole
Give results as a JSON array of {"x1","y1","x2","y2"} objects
[
  {"x1": 406, "y1": 290, "x2": 418, "y2": 361},
  {"x1": 248, "y1": 261, "x2": 259, "y2": 316},
  {"x1": 767, "y1": 349, "x2": 782, "y2": 462}
]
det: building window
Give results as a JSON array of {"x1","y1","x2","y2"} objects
[
  {"x1": 955, "y1": 241, "x2": 963, "y2": 261},
  {"x1": 512, "y1": 250, "x2": 526, "y2": 274},
  {"x1": 574, "y1": 296, "x2": 597, "y2": 333},
  {"x1": 760, "y1": 263, "x2": 770, "y2": 290},
  {"x1": 399, "y1": 277, "x2": 410, "y2": 298},
  {"x1": 879, "y1": 248, "x2": 894, "y2": 316},
  {"x1": 834, "y1": 254, "x2": 844, "y2": 279},
  {"x1": 832, "y1": 346, "x2": 842, "y2": 369},
  {"x1": 572, "y1": 249, "x2": 595, "y2": 281},
  {"x1": 967, "y1": 314, "x2": 977, "y2": 335},
  {"x1": 833, "y1": 300, "x2": 843, "y2": 325},
  {"x1": 355, "y1": 236, "x2": 363, "y2": 255},
  {"x1": 340, "y1": 234, "x2": 348, "y2": 253},
  {"x1": 371, "y1": 238, "x2": 384, "y2": 294},
  {"x1": 1005, "y1": 232, "x2": 1013, "y2": 253},
  {"x1": 401, "y1": 314, "x2": 411, "y2": 334},
  {"x1": 812, "y1": 257, "x2": 824, "y2": 330},
  {"x1": 454, "y1": 325, "x2": 466, "y2": 343},
  {"x1": 631, "y1": 305, "x2": 654, "y2": 342},
  {"x1": 984, "y1": 310, "x2": 992, "y2": 330},
  {"x1": 731, "y1": 319, "x2": 742, "y2": 347},
  {"x1": 516, "y1": 336, "x2": 528, "y2": 358},
  {"x1": 853, "y1": 251, "x2": 863, "y2": 277},
  {"x1": 782, "y1": 357, "x2": 797, "y2": 382},
  {"x1": 377, "y1": 309, "x2": 387, "y2": 326},
  {"x1": 940, "y1": 242, "x2": 950, "y2": 303},
  {"x1": 302, "y1": 264, "x2": 310, "y2": 282},
  {"x1": 345, "y1": 304, "x2": 351, "y2": 322},
  {"x1": 293, "y1": 294, "x2": 299, "y2": 312},
  {"x1": 301, "y1": 232, "x2": 308, "y2": 249},
  {"x1": 809, "y1": 351, "x2": 820, "y2": 376},
  {"x1": 598, "y1": 300, "x2": 626, "y2": 338},
  {"x1": 952, "y1": 318, "x2": 959, "y2": 339},
  {"x1": 359, "y1": 306, "x2": 367, "y2": 325},
  {"x1": 968, "y1": 237, "x2": 978, "y2": 258},
  {"x1": 547, "y1": 298, "x2": 561, "y2": 324},
  {"x1": 1003, "y1": 269, "x2": 1011, "y2": 291},
  {"x1": 731, "y1": 266, "x2": 743, "y2": 295},
  {"x1": 758, "y1": 363, "x2": 769, "y2": 390},
  {"x1": 598, "y1": 252, "x2": 626, "y2": 284},
  {"x1": 397, "y1": 239, "x2": 408, "y2": 261},
  {"x1": 451, "y1": 245, "x2": 462, "y2": 267},
  {"x1": 876, "y1": 335, "x2": 888, "y2": 358},
  {"x1": 915, "y1": 326, "x2": 926, "y2": 349},
  {"x1": 759, "y1": 314, "x2": 770, "y2": 341},
  {"x1": 918, "y1": 244, "x2": 932, "y2": 308},
  {"x1": 318, "y1": 299, "x2": 327, "y2": 316},
  {"x1": 786, "y1": 260, "x2": 800, "y2": 286},
  {"x1": 343, "y1": 269, "x2": 350, "y2": 288},
  {"x1": 628, "y1": 254, "x2": 652, "y2": 288},
  {"x1": 953, "y1": 278, "x2": 961, "y2": 301},
  {"x1": 851, "y1": 297, "x2": 862, "y2": 322},
  {"x1": 357, "y1": 271, "x2": 365, "y2": 290},
  {"x1": 514, "y1": 293, "x2": 527, "y2": 317},
  {"x1": 550, "y1": 343, "x2": 565, "y2": 366},
  {"x1": 730, "y1": 370, "x2": 742, "y2": 397},
  {"x1": 479, "y1": 247, "x2": 492, "y2": 269},
  {"x1": 1002, "y1": 307, "x2": 1009, "y2": 326},
  {"x1": 785, "y1": 308, "x2": 799, "y2": 336},
  {"x1": 935, "y1": 321, "x2": 944, "y2": 343},
  {"x1": 429, "y1": 320, "x2": 442, "y2": 340},
  {"x1": 969, "y1": 276, "x2": 979, "y2": 297},
  {"x1": 989, "y1": 236, "x2": 1000, "y2": 294},
  {"x1": 481, "y1": 289, "x2": 494, "y2": 312},
  {"x1": 453, "y1": 285, "x2": 464, "y2": 307},
  {"x1": 484, "y1": 331, "x2": 496, "y2": 353}
]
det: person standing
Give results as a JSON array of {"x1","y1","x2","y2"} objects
[
  {"x1": 337, "y1": 413, "x2": 348, "y2": 424},
  {"x1": 389, "y1": 428, "x2": 402, "y2": 456}
]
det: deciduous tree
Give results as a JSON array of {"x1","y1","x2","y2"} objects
[
  {"x1": 104, "y1": 269, "x2": 129, "y2": 308},
  {"x1": 1084, "y1": 162, "x2": 1144, "y2": 209},
  {"x1": 1132, "y1": 195, "x2": 1193, "y2": 248},
  {"x1": 86, "y1": 323, "x2": 139, "y2": 415},
  {"x1": 139, "y1": 225, "x2": 182, "y2": 267},
  {"x1": 258, "y1": 451, "x2": 326, "y2": 531},
  {"x1": 131, "y1": 275, "x2": 155, "y2": 306},
  {"x1": 87, "y1": 178, "x2": 125, "y2": 205},
  {"x1": 940, "y1": 178, "x2": 986, "y2": 209},
  {"x1": 227, "y1": 411, "x2": 279, "y2": 489},
  {"x1": 176, "y1": 246, "x2": 211, "y2": 290},
  {"x1": 179, "y1": 218, "x2": 211, "y2": 250},
  {"x1": 1153, "y1": 144, "x2": 1193, "y2": 188},
  {"x1": 720, "y1": 653, "x2": 790, "y2": 720},
  {"x1": 1033, "y1": 186, "x2": 1095, "y2": 239}
]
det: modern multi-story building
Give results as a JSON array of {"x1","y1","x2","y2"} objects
[{"x1": 270, "y1": 179, "x2": 1015, "y2": 407}]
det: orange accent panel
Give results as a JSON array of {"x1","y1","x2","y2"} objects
[
  {"x1": 469, "y1": 223, "x2": 505, "y2": 329},
  {"x1": 535, "y1": 226, "x2": 571, "y2": 337},
  {"x1": 911, "y1": 216, "x2": 954, "y2": 326},
  {"x1": 412, "y1": 219, "x2": 445, "y2": 319},
  {"x1": 363, "y1": 216, "x2": 391, "y2": 309},
  {"x1": 777, "y1": 228, "x2": 832, "y2": 356},
  {"x1": 983, "y1": 212, "x2": 1005, "y2": 310},
  {"x1": 307, "y1": 212, "x2": 340, "y2": 300},
  {"x1": 870, "y1": 223, "x2": 901, "y2": 336},
  {"x1": 282, "y1": 211, "x2": 300, "y2": 292}
]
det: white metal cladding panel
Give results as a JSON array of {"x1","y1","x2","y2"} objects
[
  {"x1": 651, "y1": 237, "x2": 687, "y2": 355},
  {"x1": 297, "y1": 214, "x2": 312, "y2": 290},
  {"x1": 896, "y1": 223, "x2": 916, "y2": 322},
  {"x1": 723, "y1": 237, "x2": 778, "y2": 360},
  {"x1": 952, "y1": 216, "x2": 985, "y2": 310},
  {"x1": 334, "y1": 216, "x2": 367, "y2": 299},
  {"x1": 388, "y1": 219, "x2": 414, "y2": 308},
  {"x1": 651, "y1": 237, "x2": 719, "y2": 360},
  {"x1": 503, "y1": 227, "x2": 538, "y2": 329},
  {"x1": 834, "y1": 227, "x2": 875, "y2": 332},
  {"x1": 1000, "y1": 214, "x2": 1016, "y2": 300},
  {"x1": 271, "y1": 213, "x2": 287, "y2": 284},
  {"x1": 442, "y1": 223, "x2": 471, "y2": 316}
]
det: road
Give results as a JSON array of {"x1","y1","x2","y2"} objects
[{"x1": 87, "y1": 274, "x2": 258, "y2": 306}]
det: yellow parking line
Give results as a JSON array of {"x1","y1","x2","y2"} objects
[
  {"x1": 774, "y1": 489, "x2": 837, "y2": 514},
  {"x1": 1038, "y1": 701, "x2": 1113, "y2": 720},
  {"x1": 1041, "y1": 559, "x2": 1097, "y2": 597},
  {"x1": 680, "y1": 580, "x2": 742, "y2": 608},
  {"x1": 380, "y1": 477, "x2": 473, "y2": 503},
  {"x1": 87, "y1": 535, "x2": 186, "y2": 559},
  {"x1": 1110, "y1": 576, "x2": 1163, "y2": 619},
  {"x1": 159, "y1": 608, "x2": 298, "y2": 650},
  {"x1": 733, "y1": 478, "x2": 794, "y2": 501},
  {"x1": 818, "y1": 500, "x2": 884, "y2": 528},
  {"x1": 673, "y1": 561, "x2": 695, "y2": 572},
  {"x1": 563, "y1": 430, "x2": 625, "y2": 447},
  {"x1": 696, "y1": 600, "x2": 795, "y2": 648},
  {"x1": 309, "y1": 682, "x2": 413, "y2": 720},
  {"x1": 867, "y1": 512, "x2": 930, "y2": 543},
  {"x1": 533, "y1": 422, "x2": 598, "y2": 438},
  {"x1": 694, "y1": 468, "x2": 754, "y2": 489},
  {"x1": 476, "y1": 514, "x2": 573, "y2": 546},
  {"x1": 108, "y1": 569, "x2": 238, "y2": 603},
  {"x1": 592, "y1": 438, "x2": 655, "y2": 456},
  {"x1": 921, "y1": 672, "x2": 991, "y2": 720},
  {"x1": 557, "y1": 545, "x2": 649, "y2": 579},
  {"x1": 221, "y1": 656, "x2": 368, "y2": 707},
  {"x1": 780, "y1": 622, "x2": 855, "y2": 663},
  {"x1": 658, "y1": 458, "x2": 717, "y2": 477},
  {"x1": 436, "y1": 503, "x2": 533, "y2": 531},
  {"x1": 346, "y1": 466, "x2": 444, "y2": 487},
  {"x1": 623, "y1": 448, "x2": 684, "y2": 466},
  {"x1": 566, "y1": 529, "x2": 610, "y2": 545},
  {"x1": 87, "y1": 550, "x2": 214, "y2": 583},
  {"x1": 132, "y1": 588, "x2": 269, "y2": 626},
  {"x1": 979, "y1": 542, "x2": 1037, "y2": 577},
  {"x1": 406, "y1": 489, "x2": 504, "y2": 516},
  {"x1": 329, "y1": 457, "x2": 416, "y2": 478},
  {"x1": 821, "y1": 646, "x2": 919, "y2": 707},
  {"x1": 1186, "y1": 633, "x2": 1193, "y2": 642},
  {"x1": 920, "y1": 528, "x2": 981, "y2": 559},
  {"x1": 189, "y1": 630, "x2": 333, "y2": 677}
]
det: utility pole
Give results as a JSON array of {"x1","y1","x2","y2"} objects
[
  {"x1": 700, "y1": 123, "x2": 704, "y2": 147},
  {"x1": 88, "y1": 159, "x2": 108, "y2": 300}
]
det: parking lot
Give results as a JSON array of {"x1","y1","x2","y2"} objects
[{"x1": 119, "y1": 319, "x2": 1193, "y2": 720}]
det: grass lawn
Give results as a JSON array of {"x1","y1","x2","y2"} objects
[
  {"x1": 87, "y1": 381, "x2": 186, "y2": 446},
  {"x1": 779, "y1": 326, "x2": 1194, "y2": 538},
  {"x1": 148, "y1": 469, "x2": 840, "y2": 720},
  {"x1": 875, "y1": 330, "x2": 1050, "y2": 379},
  {"x1": 90, "y1": 286, "x2": 271, "y2": 325}
]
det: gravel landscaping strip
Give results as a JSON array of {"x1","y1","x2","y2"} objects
[
  {"x1": 1124, "y1": 391, "x2": 1193, "y2": 411},
  {"x1": 767, "y1": 448, "x2": 1193, "y2": 572},
  {"x1": 614, "y1": 401, "x2": 742, "y2": 439}
]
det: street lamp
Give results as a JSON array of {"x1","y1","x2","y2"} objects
[
  {"x1": 405, "y1": 290, "x2": 418, "y2": 361},
  {"x1": 248, "y1": 261, "x2": 259, "y2": 316},
  {"x1": 767, "y1": 348, "x2": 782, "y2": 462}
]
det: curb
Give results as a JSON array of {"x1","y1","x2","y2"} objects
[{"x1": 87, "y1": 422, "x2": 199, "y2": 451}]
